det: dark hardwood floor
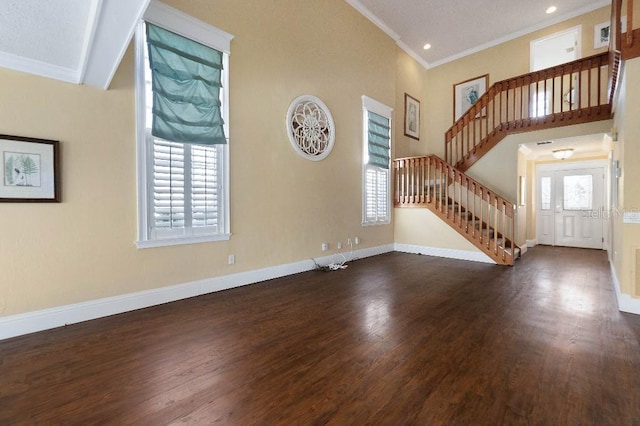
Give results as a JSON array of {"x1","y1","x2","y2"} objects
[{"x1": 2, "y1": 246, "x2": 640, "y2": 424}]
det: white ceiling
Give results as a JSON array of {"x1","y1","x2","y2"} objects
[
  {"x1": 0, "y1": 0, "x2": 612, "y2": 88},
  {"x1": 519, "y1": 133, "x2": 611, "y2": 161},
  {"x1": 347, "y1": 0, "x2": 611, "y2": 68},
  {"x1": 0, "y1": 0, "x2": 95, "y2": 69},
  {"x1": 0, "y1": 0, "x2": 149, "y2": 88}
]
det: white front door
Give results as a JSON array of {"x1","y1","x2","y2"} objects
[
  {"x1": 537, "y1": 164, "x2": 605, "y2": 249},
  {"x1": 554, "y1": 168, "x2": 604, "y2": 249}
]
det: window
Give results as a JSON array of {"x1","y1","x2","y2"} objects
[
  {"x1": 540, "y1": 176, "x2": 551, "y2": 210},
  {"x1": 563, "y1": 174, "x2": 593, "y2": 210},
  {"x1": 362, "y1": 96, "x2": 393, "y2": 225},
  {"x1": 135, "y1": 1, "x2": 233, "y2": 248},
  {"x1": 532, "y1": 90, "x2": 550, "y2": 118}
]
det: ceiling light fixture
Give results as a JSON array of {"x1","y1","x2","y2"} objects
[
  {"x1": 546, "y1": 6, "x2": 557, "y2": 14},
  {"x1": 423, "y1": 43, "x2": 432, "y2": 50},
  {"x1": 552, "y1": 148, "x2": 574, "y2": 160}
]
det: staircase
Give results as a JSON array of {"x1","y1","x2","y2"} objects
[
  {"x1": 394, "y1": 155, "x2": 518, "y2": 265},
  {"x1": 393, "y1": 5, "x2": 634, "y2": 265}
]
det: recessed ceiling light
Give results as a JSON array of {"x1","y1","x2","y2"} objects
[
  {"x1": 423, "y1": 43, "x2": 432, "y2": 50},
  {"x1": 546, "y1": 6, "x2": 557, "y2": 14}
]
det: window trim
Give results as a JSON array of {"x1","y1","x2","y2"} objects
[
  {"x1": 135, "y1": 1, "x2": 233, "y2": 248},
  {"x1": 361, "y1": 95, "x2": 393, "y2": 226}
]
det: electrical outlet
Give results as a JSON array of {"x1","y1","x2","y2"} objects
[
  {"x1": 321, "y1": 243, "x2": 329, "y2": 251},
  {"x1": 347, "y1": 237, "x2": 352, "y2": 246},
  {"x1": 354, "y1": 237, "x2": 360, "y2": 245},
  {"x1": 228, "y1": 254, "x2": 236, "y2": 265},
  {"x1": 337, "y1": 241, "x2": 343, "y2": 250}
]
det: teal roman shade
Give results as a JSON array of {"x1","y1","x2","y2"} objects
[
  {"x1": 367, "y1": 111, "x2": 391, "y2": 169},
  {"x1": 146, "y1": 23, "x2": 226, "y2": 145}
]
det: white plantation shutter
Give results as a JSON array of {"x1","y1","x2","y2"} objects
[
  {"x1": 365, "y1": 168, "x2": 377, "y2": 221},
  {"x1": 376, "y1": 168, "x2": 388, "y2": 219},
  {"x1": 362, "y1": 96, "x2": 392, "y2": 225},
  {"x1": 364, "y1": 166, "x2": 389, "y2": 223},
  {"x1": 149, "y1": 135, "x2": 223, "y2": 239},
  {"x1": 153, "y1": 139, "x2": 185, "y2": 231},
  {"x1": 190, "y1": 144, "x2": 220, "y2": 229}
]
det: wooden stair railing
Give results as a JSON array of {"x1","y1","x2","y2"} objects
[
  {"x1": 394, "y1": 155, "x2": 517, "y2": 266},
  {"x1": 614, "y1": 0, "x2": 640, "y2": 60},
  {"x1": 445, "y1": 52, "x2": 617, "y2": 172},
  {"x1": 398, "y1": 5, "x2": 636, "y2": 266}
]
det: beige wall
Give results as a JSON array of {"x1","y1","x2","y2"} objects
[
  {"x1": 516, "y1": 150, "x2": 527, "y2": 247},
  {"x1": 612, "y1": 56, "x2": 640, "y2": 297},
  {"x1": 395, "y1": 209, "x2": 483, "y2": 252},
  {"x1": 526, "y1": 159, "x2": 536, "y2": 241},
  {"x1": 395, "y1": 50, "x2": 429, "y2": 159},
  {"x1": 0, "y1": 0, "x2": 397, "y2": 317}
]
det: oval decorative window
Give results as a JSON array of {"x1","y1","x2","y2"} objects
[{"x1": 286, "y1": 95, "x2": 335, "y2": 161}]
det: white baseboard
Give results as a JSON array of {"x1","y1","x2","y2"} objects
[
  {"x1": 526, "y1": 239, "x2": 537, "y2": 248},
  {"x1": 0, "y1": 244, "x2": 394, "y2": 341},
  {"x1": 7, "y1": 244, "x2": 634, "y2": 340},
  {"x1": 610, "y1": 263, "x2": 640, "y2": 315},
  {"x1": 394, "y1": 243, "x2": 495, "y2": 264}
]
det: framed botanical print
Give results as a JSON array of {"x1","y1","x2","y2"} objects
[
  {"x1": 594, "y1": 21, "x2": 610, "y2": 49},
  {"x1": 0, "y1": 134, "x2": 60, "y2": 202},
  {"x1": 404, "y1": 93, "x2": 420, "y2": 140}
]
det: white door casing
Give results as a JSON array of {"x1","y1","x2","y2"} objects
[
  {"x1": 536, "y1": 160, "x2": 606, "y2": 249},
  {"x1": 530, "y1": 26, "x2": 581, "y2": 72}
]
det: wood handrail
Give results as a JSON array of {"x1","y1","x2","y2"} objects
[
  {"x1": 393, "y1": 155, "x2": 517, "y2": 265},
  {"x1": 445, "y1": 52, "x2": 614, "y2": 172},
  {"x1": 614, "y1": 0, "x2": 622, "y2": 52},
  {"x1": 614, "y1": 0, "x2": 640, "y2": 60},
  {"x1": 627, "y1": 0, "x2": 634, "y2": 48}
]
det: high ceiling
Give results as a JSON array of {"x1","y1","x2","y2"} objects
[
  {"x1": 0, "y1": 0, "x2": 150, "y2": 88},
  {"x1": 0, "y1": 0, "x2": 612, "y2": 88},
  {"x1": 347, "y1": 0, "x2": 611, "y2": 68},
  {"x1": 344, "y1": 0, "x2": 613, "y2": 157}
]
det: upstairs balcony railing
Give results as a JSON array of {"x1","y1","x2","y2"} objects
[{"x1": 445, "y1": 52, "x2": 614, "y2": 172}]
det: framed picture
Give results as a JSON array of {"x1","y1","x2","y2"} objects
[
  {"x1": 0, "y1": 134, "x2": 60, "y2": 202},
  {"x1": 453, "y1": 74, "x2": 488, "y2": 122},
  {"x1": 404, "y1": 93, "x2": 420, "y2": 140},
  {"x1": 594, "y1": 21, "x2": 610, "y2": 49}
]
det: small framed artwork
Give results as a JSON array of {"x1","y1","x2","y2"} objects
[
  {"x1": 0, "y1": 134, "x2": 60, "y2": 202},
  {"x1": 453, "y1": 74, "x2": 488, "y2": 122},
  {"x1": 404, "y1": 93, "x2": 420, "y2": 140},
  {"x1": 594, "y1": 21, "x2": 610, "y2": 49}
]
